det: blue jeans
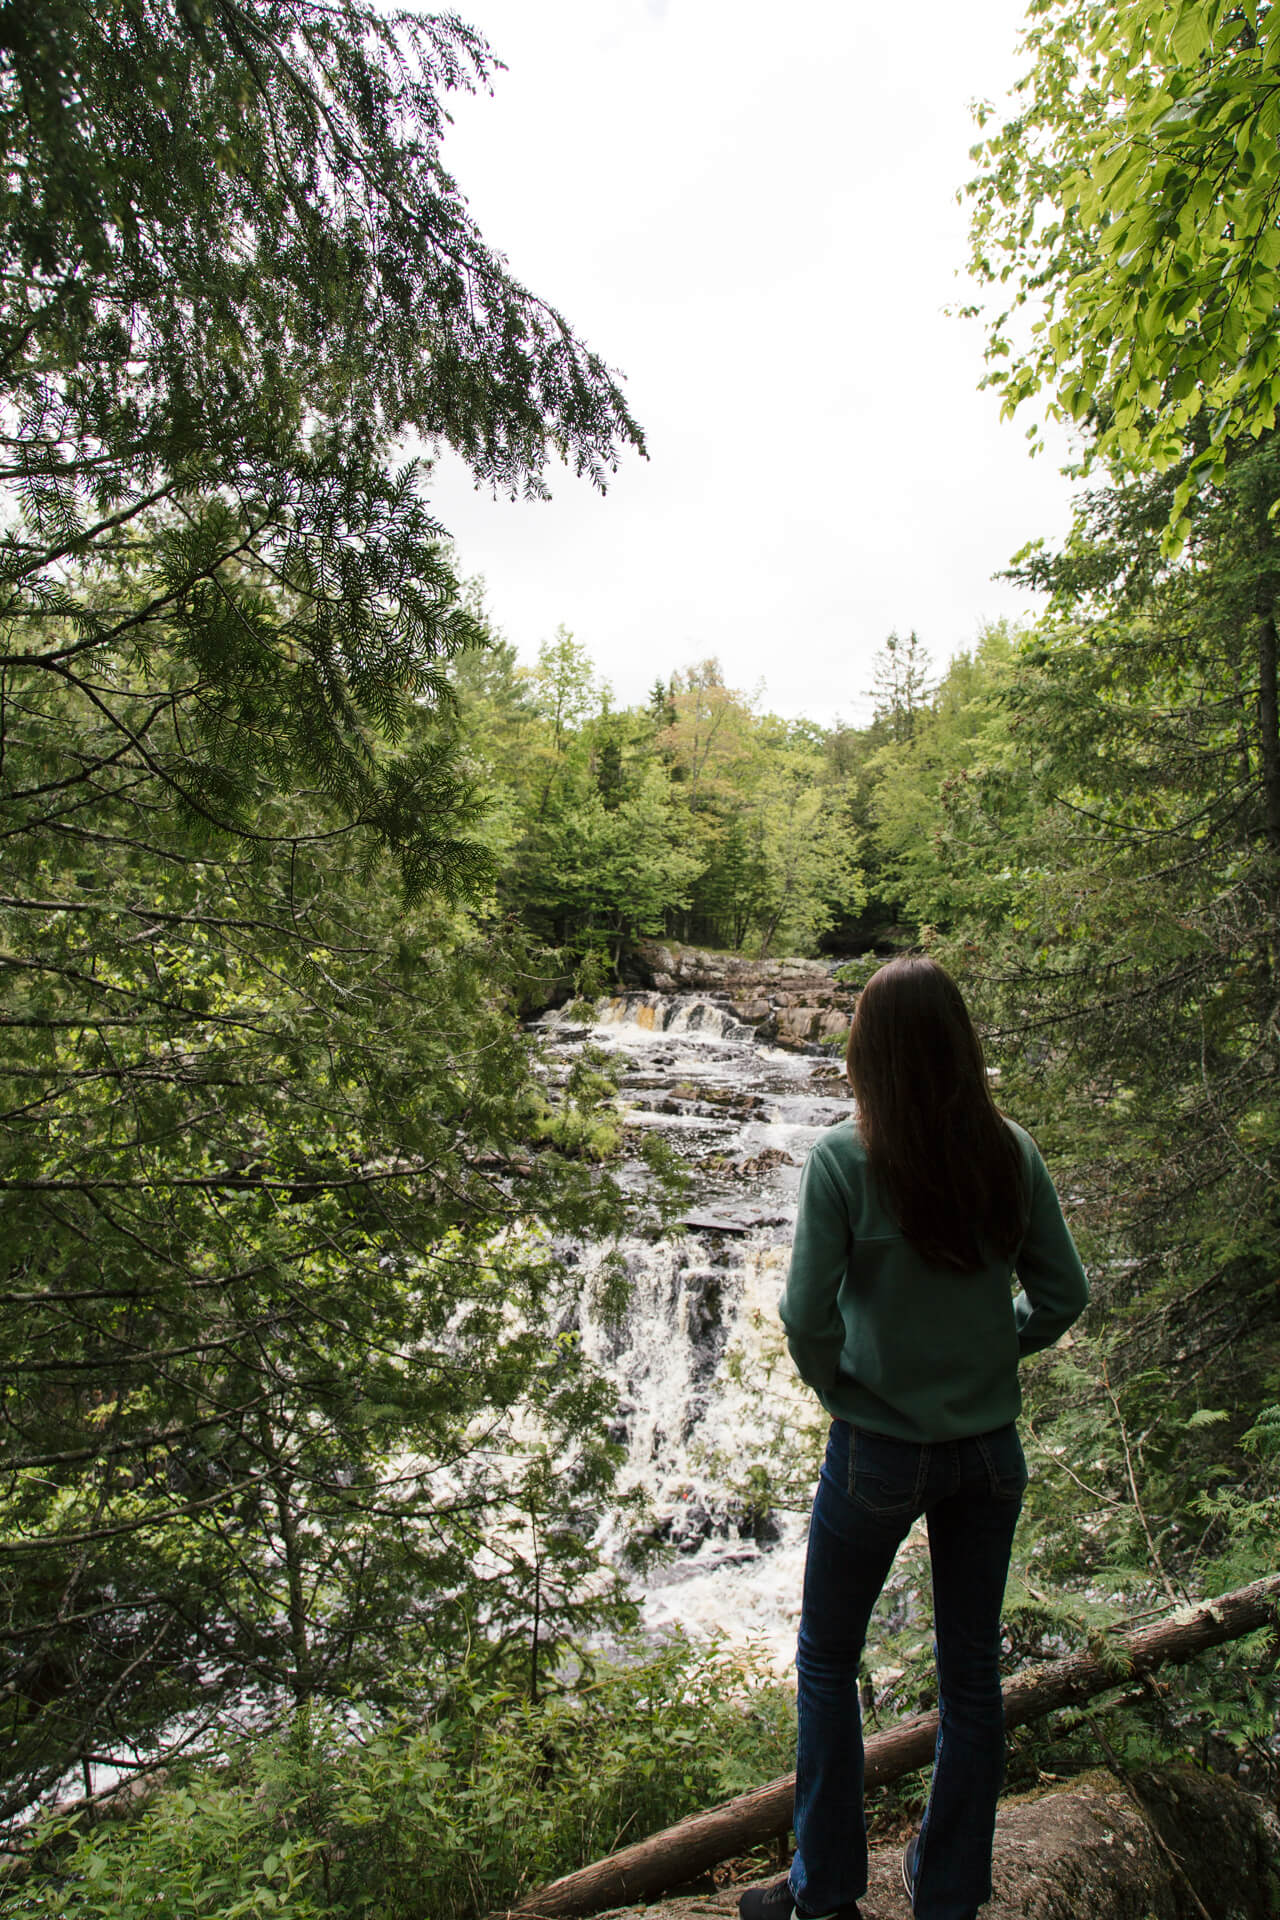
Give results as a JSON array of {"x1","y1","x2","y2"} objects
[{"x1": 789, "y1": 1420, "x2": 1027, "y2": 1920}]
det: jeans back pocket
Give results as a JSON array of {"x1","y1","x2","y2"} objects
[
  {"x1": 975, "y1": 1422, "x2": 1029, "y2": 1501},
  {"x1": 847, "y1": 1425, "x2": 925, "y2": 1518}
]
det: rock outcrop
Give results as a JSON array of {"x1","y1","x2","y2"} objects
[
  {"x1": 631, "y1": 942, "x2": 854, "y2": 1051},
  {"x1": 581, "y1": 1766, "x2": 1280, "y2": 1920}
]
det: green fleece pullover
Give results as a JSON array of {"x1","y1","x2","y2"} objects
[{"x1": 778, "y1": 1117, "x2": 1088, "y2": 1442}]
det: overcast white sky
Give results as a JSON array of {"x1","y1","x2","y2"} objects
[{"x1": 425, "y1": 0, "x2": 1076, "y2": 726}]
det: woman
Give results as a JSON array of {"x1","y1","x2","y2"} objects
[{"x1": 740, "y1": 956, "x2": 1088, "y2": 1920}]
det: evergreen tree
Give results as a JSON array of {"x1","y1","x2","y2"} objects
[
  {"x1": 870, "y1": 630, "x2": 934, "y2": 744},
  {"x1": 0, "y1": 0, "x2": 646, "y2": 1820},
  {"x1": 869, "y1": 623, "x2": 1023, "y2": 926}
]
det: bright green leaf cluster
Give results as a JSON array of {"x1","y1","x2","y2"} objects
[{"x1": 968, "y1": 0, "x2": 1280, "y2": 519}]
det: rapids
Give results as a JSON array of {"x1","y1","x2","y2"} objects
[{"x1": 538, "y1": 990, "x2": 928, "y2": 1675}]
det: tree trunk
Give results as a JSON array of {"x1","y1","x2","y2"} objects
[
  {"x1": 1255, "y1": 601, "x2": 1280, "y2": 850},
  {"x1": 260, "y1": 1414, "x2": 312, "y2": 1706},
  {"x1": 496, "y1": 1571, "x2": 1280, "y2": 1920}
]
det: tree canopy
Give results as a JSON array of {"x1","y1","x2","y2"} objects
[
  {"x1": 4, "y1": 0, "x2": 643, "y2": 499},
  {"x1": 449, "y1": 636, "x2": 867, "y2": 964},
  {"x1": 1, "y1": 0, "x2": 646, "y2": 890},
  {"x1": 967, "y1": 0, "x2": 1280, "y2": 520}
]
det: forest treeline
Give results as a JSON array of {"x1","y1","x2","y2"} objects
[
  {"x1": 450, "y1": 622, "x2": 878, "y2": 964},
  {"x1": 1, "y1": 0, "x2": 1278, "y2": 1916},
  {"x1": 451, "y1": 615, "x2": 1005, "y2": 967}
]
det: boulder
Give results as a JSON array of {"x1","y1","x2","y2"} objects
[{"x1": 774, "y1": 1006, "x2": 820, "y2": 1045}]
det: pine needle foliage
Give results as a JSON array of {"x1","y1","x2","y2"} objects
[
  {"x1": 1, "y1": 0, "x2": 643, "y2": 507},
  {"x1": 0, "y1": 0, "x2": 649, "y2": 1831}
]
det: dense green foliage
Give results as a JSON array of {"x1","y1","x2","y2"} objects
[
  {"x1": 967, "y1": 0, "x2": 1280, "y2": 515},
  {"x1": 0, "y1": 0, "x2": 649, "y2": 1831},
  {"x1": 450, "y1": 632, "x2": 867, "y2": 963},
  {"x1": 11, "y1": 1638, "x2": 795, "y2": 1920}
]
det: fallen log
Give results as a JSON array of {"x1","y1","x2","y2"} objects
[{"x1": 498, "y1": 1568, "x2": 1280, "y2": 1920}]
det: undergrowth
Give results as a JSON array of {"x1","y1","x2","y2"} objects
[{"x1": 8, "y1": 1636, "x2": 795, "y2": 1920}]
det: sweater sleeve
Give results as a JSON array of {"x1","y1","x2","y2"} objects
[
  {"x1": 778, "y1": 1142, "x2": 850, "y2": 1394},
  {"x1": 1012, "y1": 1137, "x2": 1089, "y2": 1355}
]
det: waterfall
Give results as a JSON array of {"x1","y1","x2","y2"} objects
[{"x1": 537, "y1": 992, "x2": 862, "y2": 1669}]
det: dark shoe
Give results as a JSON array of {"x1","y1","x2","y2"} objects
[
  {"x1": 738, "y1": 1876, "x2": 862, "y2": 1920},
  {"x1": 739, "y1": 1884, "x2": 792, "y2": 1920},
  {"x1": 901, "y1": 1831, "x2": 920, "y2": 1907}
]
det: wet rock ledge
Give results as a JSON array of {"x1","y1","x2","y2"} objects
[{"x1": 629, "y1": 942, "x2": 855, "y2": 1051}]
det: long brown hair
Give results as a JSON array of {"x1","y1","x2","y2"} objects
[{"x1": 844, "y1": 956, "x2": 1025, "y2": 1271}]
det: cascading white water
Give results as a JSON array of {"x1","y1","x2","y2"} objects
[{"x1": 538, "y1": 992, "x2": 905, "y2": 1671}]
